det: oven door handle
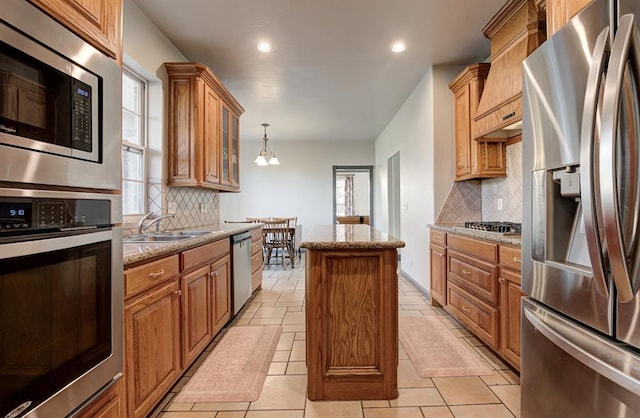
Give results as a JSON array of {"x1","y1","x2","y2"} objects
[{"x1": 0, "y1": 229, "x2": 112, "y2": 259}]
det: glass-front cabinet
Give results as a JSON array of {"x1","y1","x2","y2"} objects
[{"x1": 220, "y1": 103, "x2": 240, "y2": 188}]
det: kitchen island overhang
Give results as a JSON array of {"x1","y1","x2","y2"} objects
[{"x1": 301, "y1": 224, "x2": 405, "y2": 401}]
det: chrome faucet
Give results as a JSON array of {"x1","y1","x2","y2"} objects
[
  {"x1": 137, "y1": 212, "x2": 154, "y2": 234},
  {"x1": 138, "y1": 212, "x2": 175, "y2": 234},
  {"x1": 145, "y1": 214, "x2": 175, "y2": 233}
]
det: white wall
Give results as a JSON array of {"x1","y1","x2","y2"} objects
[
  {"x1": 373, "y1": 65, "x2": 461, "y2": 292},
  {"x1": 220, "y1": 140, "x2": 374, "y2": 234}
]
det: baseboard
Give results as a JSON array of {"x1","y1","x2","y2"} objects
[{"x1": 398, "y1": 269, "x2": 432, "y2": 302}]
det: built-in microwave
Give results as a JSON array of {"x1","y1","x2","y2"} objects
[{"x1": 0, "y1": 0, "x2": 121, "y2": 191}]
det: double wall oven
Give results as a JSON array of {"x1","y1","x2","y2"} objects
[{"x1": 1, "y1": 1, "x2": 122, "y2": 417}]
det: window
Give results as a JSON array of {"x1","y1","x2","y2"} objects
[{"x1": 122, "y1": 69, "x2": 146, "y2": 216}]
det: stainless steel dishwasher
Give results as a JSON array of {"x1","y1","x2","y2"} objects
[{"x1": 231, "y1": 231, "x2": 253, "y2": 315}]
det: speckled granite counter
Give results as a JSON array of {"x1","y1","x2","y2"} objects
[
  {"x1": 300, "y1": 224, "x2": 405, "y2": 250},
  {"x1": 428, "y1": 224, "x2": 521, "y2": 246},
  {"x1": 123, "y1": 223, "x2": 261, "y2": 267}
]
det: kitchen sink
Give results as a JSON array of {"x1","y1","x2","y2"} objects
[
  {"x1": 123, "y1": 230, "x2": 222, "y2": 243},
  {"x1": 155, "y1": 230, "x2": 215, "y2": 237}
]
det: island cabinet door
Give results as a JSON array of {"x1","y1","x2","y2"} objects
[{"x1": 305, "y1": 248, "x2": 399, "y2": 401}]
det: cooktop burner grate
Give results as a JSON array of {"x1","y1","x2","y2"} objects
[{"x1": 463, "y1": 221, "x2": 522, "y2": 234}]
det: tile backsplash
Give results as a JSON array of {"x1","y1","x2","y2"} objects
[
  {"x1": 436, "y1": 141, "x2": 522, "y2": 224},
  {"x1": 436, "y1": 180, "x2": 482, "y2": 224},
  {"x1": 482, "y1": 141, "x2": 522, "y2": 222},
  {"x1": 124, "y1": 183, "x2": 219, "y2": 235}
]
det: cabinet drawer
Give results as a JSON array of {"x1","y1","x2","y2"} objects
[
  {"x1": 430, "y1": 229, "x2": 446, "y2": 247},
  {"x1": 251, "y1": 228, "x2": 262, "y2": 243},
  {"x1": 499, "y1": 245, "x2": 522, "y2": 271},
  {"x1": 251, "y1": 251, "x2": 263, "y2": 273},
  {"x1": 447, "y1": 282, "x2": 499, "y2": 349},
  {"x1": 251, "y1": 239, "x2": 262, "y2": 256},
  {"x1": 182, "y1": 238, "x2": 230, "y2": 271},
  {"x1": 448, "y1": 250, "x2": 499, "y2": 305},
  {"x1": 125, "y1": 255, "x2": 180, "y2": 298},
  {"x1": 448, "y1": 234, "x2": 498, "y2": 262}
]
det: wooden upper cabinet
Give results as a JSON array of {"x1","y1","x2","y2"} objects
[
  {"x1": 449, "y1": 64, "x2": 506, "y2": 181},
  {"x1": 28, "y1": 0, "x2": 122, "y2": 61},
  {"x1": 165, "y1": 62, "x2": 244, "y2": 192},
  {"x1": 546, "y1": 0, "x2": 592, "y2": 37}
]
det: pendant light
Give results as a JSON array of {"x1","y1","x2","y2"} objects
[{"x1": 255, "y1": 123, "x2": 280, "y2": 166}]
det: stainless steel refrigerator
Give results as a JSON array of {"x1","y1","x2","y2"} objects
[{"x1": 522, "y1": 0, "x2": 640, "y2": 416}]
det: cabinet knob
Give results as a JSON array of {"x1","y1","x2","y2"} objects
[
  {"x1": 174, "y1": 290, "x2": 182, "y2": 296},
  {"x1": 499, "y1": 277, "x2": 505, "y2": 284},
  {"x1": 148, "y1": 269, "x2": 165, "y2": 279},
  {"x1": 461, "y1": 305, "x2": 472, "y2": 314},
  {"x1": 462, "y1": 268, "x2": 472, "y2": 276},
  {"x1": 513, "y1": 257, "x2": 521, "y2": 263}
]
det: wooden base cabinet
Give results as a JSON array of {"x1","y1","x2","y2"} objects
[
  {"x1": 429, "y1": 230, "x2": 447, "y2": 307},
  {"x1": 124, "y1": 279, "x2": 181, "y2": 418},
  {"x1": 305, "y1": 248, "x2": 399, "y2": 401},
  {"x1": 251, "y1": 228, "x2": 263, "y2": 292},
  {"x1": 28, "y1": 0, "x2": 122, "y2": 60},
  {"x1": 181, "y1": 239, "x2": 231, "y2": 368},
  {"x1": 499, "y1": 245, "x2": 524, "y2": 371}
]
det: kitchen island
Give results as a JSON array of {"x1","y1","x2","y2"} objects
[{"x1": 300, "y1": 225, "x2": 405, "y2": 401}]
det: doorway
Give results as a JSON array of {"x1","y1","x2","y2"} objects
[
  {"x1": 388, "y1": 152, "x2": 401, "y2": 239},
  {"x1": 333, "y1": 166, "x2": 373, "y2": 225}
]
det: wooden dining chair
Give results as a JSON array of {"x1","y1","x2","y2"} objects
[
  {"x1": 262, "y1": 218, "x2": 294, "y2": 269},
  {"x1": 273, "y1": 217, "x2": 298, "y2": 261}
]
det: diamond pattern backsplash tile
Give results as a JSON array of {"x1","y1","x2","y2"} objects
[
  {"x1": 436, "y1": 180, "x2": 482, "y2": 224},
  {"x1": 482, "y1": 141, "x2": 522, "y2": 222},
  {"x1": 124, "y1": 184, "x2": 220, "y2": 235}
]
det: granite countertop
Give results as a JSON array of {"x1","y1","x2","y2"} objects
[
  {"x1": 300, "y1": 225, "x2": 405, "y2": 250},
  {"x1": 428, "y1": 224, "x2": 522, "y2": 246},
  {"x1": 123, "y1": 223, "x2": 261, "y2": 267}
]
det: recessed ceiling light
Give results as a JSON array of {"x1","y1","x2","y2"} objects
[
  {"x1": 257, "y1": 42, "x2": 272, "y2": 53},
  {"x1": 391, "y1": 42, "x2": 407, "y2": 53}
]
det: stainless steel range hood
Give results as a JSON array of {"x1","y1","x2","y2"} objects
[{"x1": 473, "y1": 0, "x2": 545, "y2": 141}]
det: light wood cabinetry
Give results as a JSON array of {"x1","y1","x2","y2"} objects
[
  {"x1": 473, "y1": 0, "x2": 545, "y2": 140},
  {"x1": 445, "y1": 235, "x2": 500, "y2": 349},
  {"x1": 181, "y1": 239, "x2": 231, "y2": 367},
  {"x1": 499, "y1": 245, "x2": 523, "y2": 371},
  {"x1": 305, "y1": 248, "x2": 399, "y2": 400},
  {"x1": 124, "y1": 269, "x2": 181, "y2": 418},
  {"x1": 430, "y1": 229, "x2": 525, "y2": 369},
  {"x1": 28, "y1": 0, "x2": 122, "y2": 60},
  {"x1": 449, "y1": 64, "x2": 507, "y2": 181},
  {"x1": 165, "y1": 62, "x2": 244, "y2": 192},
  {"x1": 251, "y1": 228, "x2": 264, "y2": 291},
  {"x1": 76, "y1": 378, "x2": 124, "y2": 418},
  {"x1": 122, "y1": 236, "x2": 234, "y2": 418},
  {"x1": 429, "y1": 230, "x2": 447, "y2": 307},
  {"x1": 545, "y1": 0, "x2": 592, "y2": 37}
]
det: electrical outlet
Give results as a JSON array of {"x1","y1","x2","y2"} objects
[
  {"x1": 167, "y1": 201, "x2": 177, "y2": 214},
  {"x1": 199, "y1": 203, "x2": 208, "y2": 213},
  {"x1": 497, "y1": 198, "x2": 503, "y2": 211}
]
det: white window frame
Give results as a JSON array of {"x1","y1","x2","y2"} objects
[{"x1": 122, "y1": 68, "x2": 147, "y2": 221}]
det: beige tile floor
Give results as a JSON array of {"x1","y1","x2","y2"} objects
[{"x1": 152, "y1": 254, "x2": 521, "y2": 418}]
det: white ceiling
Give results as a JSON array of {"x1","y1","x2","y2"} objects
[{"x1": 131, "y1": 0, "x2": 506, "y2": 143}]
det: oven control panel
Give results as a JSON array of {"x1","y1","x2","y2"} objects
[{"x1": 0, "y1": 197, "x2": 110, "y2": 235}]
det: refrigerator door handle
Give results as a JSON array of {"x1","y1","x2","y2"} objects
[
  {"x1": 524, "y1": 306, "x2": 640, "y2": 394},
  {"x1": 580, "y1": 27, "x2": 611, "y2": 297},
  {"x1": 599, "y1": 14, "x2": 640, "y2": 302}
]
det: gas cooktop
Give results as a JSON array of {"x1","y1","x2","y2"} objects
[{"x1": 462, "y1": 221, "x2": 522, "y2": 234}]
